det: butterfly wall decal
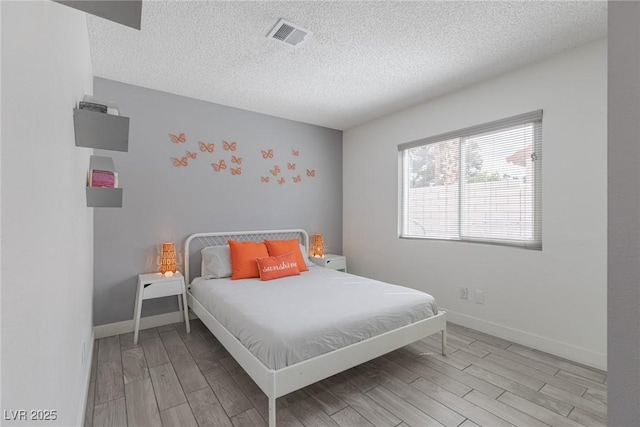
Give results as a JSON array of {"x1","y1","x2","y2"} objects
[
  {"x1": 223, "y1": 141, "x2": 237, "y2": 151},
  {"x1": 169, "y1": 133, "x2": 186, "y2": 144},
  {"x1": 261, "y1": 148, "x2": 274, "y2": 159},
  {"x1": 292, "y1": 150, "x2": 299, "y2": 157},
  {"x1": 199, "y1": 142, "x2": 215, "y2": 153},
  {"x1": 287, "y1": 162, "x2": 296, "y2": 170},
  {"x1": 230, "y1": 167, "x2": 242, "y2": 176},
  {"x1": 270, "y1": 165, "x2": 281, "y2": 176},
  {"x1": 306, "y1": 169, "x2": 316, "y2": 177},
  {"x1": 277, "y1": 177, "x2": 285, "y2": 185},
  {"x1": 172, "y1": 156, "x2": 189, "y2": 167},
  {"x1": 261, "y1": 176, "x2": 270, "y2": 183},
  {"x1": 231, "y1": 155, "x2": 243, "y2": 164},
  {"x1": 211, "y1": 159, "x2": 227, "y2": 172},
  {"x1": 185, "y1": 150, "x2": 198, "y2": 160},
  {"x1": 293, "y1": 175, "x2": 302, "y2": 183}
]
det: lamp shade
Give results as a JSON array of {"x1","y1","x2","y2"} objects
[
  {"x1": 311, "y1": 234, "x2": 324, "y2": 257},
  {"x1": 159, "y1": 243, "x2": 177, "y2": 274}
]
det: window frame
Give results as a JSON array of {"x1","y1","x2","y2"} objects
[{"x1": 398, "y1": 110, "x2": 543, "y2": 250}]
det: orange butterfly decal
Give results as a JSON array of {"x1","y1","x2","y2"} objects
[
  {"x1": 231, "y1": 155, "x2": 243, "y2": 164},
  {"x1": 292, "y1": 149, "x2": 299, "y2": 157},
  {"x1": 306, "y1": 169, "x2": 316, "y2": 177},
  {"x1": 287, "y1": 162, "x2": 296, "y2": 170},
  {"x1": 261, "y1": 176, "x2": 270, "y2": 183},
  {"x1": 172, "y1": 156, "x2": 189, "y2": 167},
  {"x1": 261, "y1": 148, "x2": 274, "y2": 159},
  {"x1": 277, "y1": 177, "x2": 285, "y2": 185},
  {"x1": 293, "y1": 175, "x2": 302, "y2": 183},
  {"x1": 169, "y1": 133, "x2": 186, "y2": 144},
  {"x1": 230, "y1": 167, "x2": 242, "y2": 176},
  {"x1": 270, "y1": 165, "x2": 281, "y2": 176},
  {"x1": 211, "y1": 159, "x2": 227, "y2": 172},
  {"x1": 223, "y1": 140, "x2": 237, "y2": 151},
  {"x1": 185, "y1": 150, "x2": 198, "y2": 160},
  {"x1": 199, "y1": 141, "x2": 215, "y2": 153}
]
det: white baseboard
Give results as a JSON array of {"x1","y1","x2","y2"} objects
[
  {"x1": 77, "y1": 329, "x2": 95, "y2": 427},
  {"x1": 94, "y1": 311, "x2": 189, "y2": 339},
  {"x1": 442, "y1": 308, "x2": 606, "y2": 371}
]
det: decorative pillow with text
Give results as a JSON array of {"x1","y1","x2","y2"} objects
[{"x1": 256, "y1": 251, "x2": 300, "y2": 281}]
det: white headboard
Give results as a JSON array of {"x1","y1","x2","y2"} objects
[{"x1": 184, "y1": 229, "x2": 309, "y2": 283}]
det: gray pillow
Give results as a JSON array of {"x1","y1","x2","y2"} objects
[{"x1": 201, "y1": 246, "x2": 232, "y2": 279}]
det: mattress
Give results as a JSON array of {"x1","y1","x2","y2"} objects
[{"x1": 190, "y1": 266, "x2": 438, "y2": 370}]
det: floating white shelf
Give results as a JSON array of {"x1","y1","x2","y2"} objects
[
  {"x1": 73, "y1": 108, "x2": 129, "y2": 152},
  {"x1": 86, "y1": 156, "x2": 122, "y2": 208},
  {"x1": 73, "y1": 106, "x2": 129, "y2": 208}
]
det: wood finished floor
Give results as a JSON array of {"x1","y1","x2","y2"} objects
[{"x1": 85, "y1": 320, "x2": 607, "y2": 427}]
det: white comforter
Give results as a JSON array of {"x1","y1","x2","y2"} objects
[{"x1": 190, "y1": 267, "x2": 438, "y2": 370}]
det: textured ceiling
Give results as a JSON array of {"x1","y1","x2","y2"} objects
[{"x1": 87, "y1": 1, "x2": 607, "y2": 130}]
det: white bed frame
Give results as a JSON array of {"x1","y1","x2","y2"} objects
[{"x1": 184, "y1": 229, "x2": 446, "y2": 427}]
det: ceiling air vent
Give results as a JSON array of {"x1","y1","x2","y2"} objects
[{"x1": 268, "y1": 19, "x2": 311, "y2": 46}]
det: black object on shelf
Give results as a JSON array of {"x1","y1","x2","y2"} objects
[{"x1": 79, "y1": 101, "x2": 108, "y2": 113}]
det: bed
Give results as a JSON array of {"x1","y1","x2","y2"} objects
[{"x1": 184, "y1": 229, "x2": 446, "y2": 426}]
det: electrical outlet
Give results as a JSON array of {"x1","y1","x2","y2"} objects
[
  {"x1": 459, "y1": 287, "x2": 468, "y2": 299},
  {"x1": 475, "y1": 289, "x2": 485, "y2": 304}
]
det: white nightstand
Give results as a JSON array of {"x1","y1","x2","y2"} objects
[
  {"x1": 134, "y1": 272, "x2": 190, "y2": 345},
  {"x1": 310, "y1": 254, "x2": 347, "y2": 272}
]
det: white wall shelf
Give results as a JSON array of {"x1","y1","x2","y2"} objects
[
  {"x1": 86, "y1": 187, "x2": 123, "y2": 208},
  {"x1": 74, "y1": 106, "x2": 129, "y2": 208},
  {"x1": 73, "y1": 108, "x2": 129, "y2": 152},
  {"x1": 86, "y1": 156, "x2": 122, "y2": 208},
  {"x1": 54, "y1": 0, "x2": 142, "y2": 30}
]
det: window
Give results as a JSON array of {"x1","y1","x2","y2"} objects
[{"x1": 399, "y1": 110, "x2": 542, "y2": 249}]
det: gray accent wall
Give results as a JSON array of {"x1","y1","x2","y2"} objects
[{"x1": 93, "y1": 78, "x2": 342, "y2": 326}]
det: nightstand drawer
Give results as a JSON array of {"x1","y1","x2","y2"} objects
[
  {"x1": 311, "y1": 254, "x2": 347, "y2": 272},
  {"x1": 143, "y1": 279, "x2": 183, "y2": 299},
  {"x1": 325, "y1": 257, "x2": 347, "y2": 271}
]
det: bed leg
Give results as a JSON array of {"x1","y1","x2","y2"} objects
[
  {"x1": 442, "y1": 329, "x2": 447, "y2": 355},
  {"x1": 268, "y1": 372, "x2": 276, "y2": 427},
  {"x1": 268, "y1": 396, "x2": 276, "y2": 427}
]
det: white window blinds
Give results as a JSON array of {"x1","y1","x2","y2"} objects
[{"x1": 399, "y1": 110, "x2": 542, "y2": 249}]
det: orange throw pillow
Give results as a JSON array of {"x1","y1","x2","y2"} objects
[
  {"x1": 264, "y1": 239, "x2": 309, "y2": 272},
  {"x1": 228, "y1": 240, "x2": 269, "y2": 280},
  {"x1": 256, "y1": 252, "x2": 300, "y2": 281}
]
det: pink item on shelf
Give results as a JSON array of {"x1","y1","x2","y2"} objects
[{"x1": 90, "y1": 170, "x2": 117, "y2": 188}]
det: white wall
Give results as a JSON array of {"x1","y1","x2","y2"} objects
[
  {"x1": 343, "y1": 39, "x2": 607, "y2": 369},
  {"x1": 1, "y1": 1, "x2": 94, "y2": 425}
]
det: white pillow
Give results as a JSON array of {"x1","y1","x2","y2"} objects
[{"x1": 201, "y1": 246, "x2": 232, "y2": 279}]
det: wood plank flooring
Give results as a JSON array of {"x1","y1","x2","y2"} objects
[{"x1": 84, "y1": 321, "x2": 607, "y2": 427}]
